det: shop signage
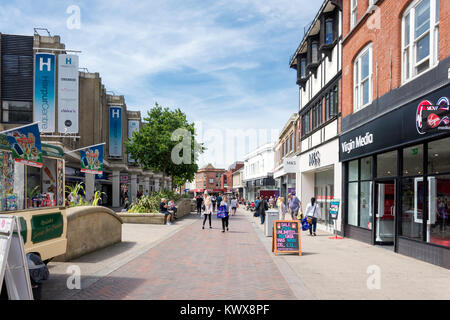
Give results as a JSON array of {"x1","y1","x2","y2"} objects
[
  {"x1": 283, "y1": 157, "x2": 298, "y2": 173},
  {"x1": 3, "y1": 123, "x2": 43, "y2": 168},
  {"x1": 308, "y1": 150, "x2": 321, "y2": 167},
  {"x1": 339, "y1": 84, "x2": 450, "y2": 162},
  {"x1": 58, "y1": 54, "x2": 79, "y2": 134},
  {"x1": 329, "y1": 200, "x2": 340, "y2": 220},
  {"x1": 80, "y1": 144, "x2": 104, "y2": 175},
  {"x1": 128, "y1": 120, "x2": 140, "y2": 163},
  {"x1": 121, "y1": 175, "x2": 128, "y2": 184},
  {"x1": 109, "y1": 106, "x2": 122, "y2": 157},
  {"x1": 34, "y1": 53, "x2": 56, "y2": 133},
  {"x1": 272, "y1": 220, "x2": 301, "y2": 256},
  {"x1": 31, "y1": 212, "x2": 63, "y2": 244}
]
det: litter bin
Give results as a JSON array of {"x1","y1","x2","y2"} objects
[{"x1": 265, "y1": 209, "x2": 279, "y2": 237}]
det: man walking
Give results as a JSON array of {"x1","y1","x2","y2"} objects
[
  {"x1": 196, "y1": 195, "x2": 204, "y2": 215},
  {"x1": 288, "y1": 192, "x2": 301, "y2": 220}
]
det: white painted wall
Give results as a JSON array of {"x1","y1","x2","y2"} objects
[{"x1": 243, "y1": 143, "x2": 275, "y2": 181}]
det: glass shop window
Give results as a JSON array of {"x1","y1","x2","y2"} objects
[
  {"x1": 0, "y1": 151, "x2": 25, "y2": 212},
  {"x1": 26, "y1": 158, "x2": 59, "y2": 208}
]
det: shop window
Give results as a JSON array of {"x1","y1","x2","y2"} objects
[
  {"x1": 301, "y1": 112, "x2": 310, "y2": 136},
  {"x1": 312, "y1": 102, "x2": 322, "y2": 130},
  {"x1": 428, "y1": 137, "x2": 450, "y2": 174},
  {"x1": 428, "y1": 174, "x2": 450, "y2": 247},
  {"x1": 399, "y1": 178, "x2": 424, "y2": 241},
  {"x1": 403, "y1": 144, "x2": 424, "y2": 176},
  {"x1": 377, "y1": 151, "x2": 397, "y2": 178},
  {"x1": 349, "y1": 160, "x2": 359, "y2": 182},
  {"x1": 359, "y1": 181, "x2": 373, "y2": 229},
  {"x1": 360, "y1": 156, "x2": 373, "y2": 180},
  {"x1": 0, "y1": 151, "x2": 26, "y2": 211},
  {"x1": 348, "y1": 182, "x2": 359, "y2": 226},
  {"x1": 354, "y1": 44, "x2": 373, "y2": 112},
  {"x1": 402, "y1": 0, "x2": 440, "y2": 83}
]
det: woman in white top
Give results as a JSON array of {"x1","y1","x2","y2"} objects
[
  {"x1": 230, "y1": 197, "x2": 238, "y2": 215},
  {"x1": 305, "y1": 197, "x2": 321, "y2": 236},
  {"x1": 278, "y1": 197, "x2": 287, "y2": 220},
  {"x1": 202, "y1": 192, "x2": 213, "y2": 229}
]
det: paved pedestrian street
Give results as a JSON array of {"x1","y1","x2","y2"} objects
[{"x1": 67, "y1": 213, "x2": 295, "y2": 300}]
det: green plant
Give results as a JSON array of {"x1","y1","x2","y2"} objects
[
  {"x1": 27, "y1": 185, "x2": 41, "y2": 199},
  {"x1": 65, "y1": 183, "x2": 86, "y2": 207},
  {"x1": 128, "y1": 190, "x2": 182, "y2": 213},
  {"x1": 92, "y1": 191, "x2": 106, "y2": 206}
]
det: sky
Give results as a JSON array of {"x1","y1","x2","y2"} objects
[{"x1": 0, "y1": 0, "x2": 321, "y2": 169}]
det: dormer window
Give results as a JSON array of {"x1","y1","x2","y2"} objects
[
  {"x1": 311, "y1": 41, "x2": 319, "y2": 64},
  {"x1": 296, "y1": 53, "x2": 308, "y2": 87},
  {"x1": 307, "y1": 35, "x2": 320, "y2": 74},
  {"x1": 300, "y1": 58, "x2": 307, "y2": 78},
  {"x1": 325, "y1": 19, "x2": 333, "y2": 45}
]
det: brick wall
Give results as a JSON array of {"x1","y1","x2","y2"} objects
[{"x1": 341, "y1": 0, "x2": 450, "y2": 119}]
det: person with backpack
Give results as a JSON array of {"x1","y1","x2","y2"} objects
[
  {"x1": 305, "y1": 197, "x2": 321, "y2": 236},
  {"x1": 256, "y1": 196, "x2": 268, "y2": 224}
]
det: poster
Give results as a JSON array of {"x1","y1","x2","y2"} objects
[
  {"x1": 4, "y1": 123, "x2": 43, "y2": 168},
  {"x1": 34, "y1": 53, "x2": 56, "y2": 133},
  {"x1": 58, "y1": 54, "x2": 79, "y2": 133},
  {"x1": 80, "y1": 144, "x2": 103, "y2": 175},
  {"x1": 109, "y1": 106, "x2": 122, "y2": 157},
  {"x1": 128, "y1": 119, "x2": 140, "y2": 163},
  {"x1": 329, "y1": 200, "x2": 340, "y2": 219}
]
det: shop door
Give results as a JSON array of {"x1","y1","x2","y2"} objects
[{"x1": 375, "y1": 181, "x2": 395, "y2": 244}]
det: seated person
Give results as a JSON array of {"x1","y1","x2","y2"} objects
[
  {"x1": 160, "y1": 198, "x2": 172, "y2": 225},
  {"x1": 168, "y1": 199, "x2": 177, "y2": 219},
  {"x1": 121, "y1": 197, "x2": 130, "y2": 212}
]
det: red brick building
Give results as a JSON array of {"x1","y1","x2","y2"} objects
[
  {"x1": 339, "y1": 0, "x2": 450, "y2": 268},
  {"x1": 193, "y1": 164, "x2": 226, "y2": 193},
  {"x1": 219, "y1": 161, "x2": 244, "y2": 192}
]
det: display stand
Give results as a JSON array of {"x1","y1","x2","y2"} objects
[
  {"x1": 0, "y1": 215, "x2": 33, "y2": 300},
  {"x1": 328, "y1": 200, "x2": 344, "y2": 240}
]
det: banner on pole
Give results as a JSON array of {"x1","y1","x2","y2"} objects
[
  {"x1": 3, "y1": 123, "x2": 43, "y2": 168},
  {"x1": 109, "y1": 106, "x2": 122, "y2": 157},
  {"x1": 128, "y1": 119, "x2": 139, "y2": 163},
  {"x1": 80, "y1": 144, "x2": 104, "y2": 175},
  {"x1": 34, "y1": 53, "x2": 56, "y2": 133},
  {"x1": 58, "y1": 54, "x2": 79, "y2": 134},
  {"x1": 329, "y1": 200, "x2": 340, "y2": 220}
]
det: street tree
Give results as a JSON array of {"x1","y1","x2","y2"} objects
[{"x1": 127, "y1": 103, "x2": 205, "y2": 190}]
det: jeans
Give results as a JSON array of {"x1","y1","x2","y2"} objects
[
  {"x1": 203, "y1": 214, "x2": 211, "y2": 227},
  {"x1": 260, "y1": 212, "x2": 265, "y2": 224},
  {"x1": 309, "y1": 217, "x2": 317, "y2": 235},
  {"x1": 222, "y1": 216, "x2": 229, "y2": 231}
]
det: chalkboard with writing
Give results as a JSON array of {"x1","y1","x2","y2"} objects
[{"x1": 272, "y1": 220, "x2": 301, "y2": 256}]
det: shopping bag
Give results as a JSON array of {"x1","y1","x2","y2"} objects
[
  {"x1": 217, "y1": 205, "x2": 228, "y2": 218},
  {"x1": 301, "y1": 218, "x2": 310, "y2": 231}
]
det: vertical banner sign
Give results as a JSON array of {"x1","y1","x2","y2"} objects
[
  {"x1": 329, "y1": 200, "x2": 340, "y2": 219},
  {"x1": 128, "y1": 120, "x2": 140, "y2": 163},
  {"x1": 4, "y1": 123, "x2": 43, "y2": 168},
  {"x1": 58, "y1": 54, "x2": 79, "y2": 133},
  {"x1": 34, "y1": 53, "x2": 56, "y2": 133},
  {"x1": 109, "y1": 106, "x2": 122, "y2": 157},
  {"x1": 80, "y1": 144, "x2": 104, "y2": 175}
]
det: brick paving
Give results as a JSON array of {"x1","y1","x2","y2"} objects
[{"x1": 69, "y1": 213, "x2": 295, "y2": 300}]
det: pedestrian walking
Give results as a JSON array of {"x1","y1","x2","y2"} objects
[
  {"x1": 202, "y1": 193, "x2": 213, "y2": 229},
  {"x1": 216, "y1": 193, "x2": 223, "y2": 211},
  {"x1": 211, "y1": 195, "x2": 217, "y2": 212},
  {"x1": 231, "y1": 197, "x2": 238, "y2": 215},
  {"x1": 256, "y1": 196, "x2": 268, "y2": 224},
  {"x1": 305, "y1": 197, "x2": 321, "y2": 236},
  {"x1": 196, "y1": 195, "x2": 203, "y2": 215},
  {"x1": 269, "y1": 196, "x2": 274, "y2": 208},
  {"x1": 218, "y1": 195, "x2": 230, "y2": 233},
  {"x1": 288, "y1": 192, "x2": 302, "y2": 220},
  {"x1": 278, "y1": 197, "x2": 287, "y2": 220}
]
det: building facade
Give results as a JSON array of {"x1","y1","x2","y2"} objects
[
  {"x1": 219, "y1": 161, "x2": 244, "y2": 193},
  {"x1": 274, "y1": 113, "x2": 300, "y2": 199},
  {"x1": 232, "y1": 167, "x2": 244, "y2": 200},
  {"x1": 340, "y1": 0, "x2": 449, "y2": 268},
  {"x1": 0, "y1": 31, "x2": 170, "y2": 208},
  {"x1": 243, "y1": 142, "x2": 276, "y2": 202},
  {"x1": 193, "y1": 164, "x2": 226, "y2": 194},
  {"x1": 290, "y1": 0, "x2": 343, "y2": 233}
]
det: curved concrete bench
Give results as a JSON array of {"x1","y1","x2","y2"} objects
[
  {"x1": 118, "y1": 198, "x2": 193, "y2": 224},
  {"x1": 54, "y1": 206, "x2": 123, "y2": 262}
]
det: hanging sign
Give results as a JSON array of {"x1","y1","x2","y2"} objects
[
  {"x1": 58, "y1": 54, "x2": 79, "y2": 133},
  {"x1": 272, "y1": 220, "x2": 301, "y2": 256},
  {"x1": 34, "y1": 53, "x2": 56, "y2": 133},
  {"x1": 128, "y1": 119, "x2": 140, "y2": 163},
  {"x1": 109, "y1": 106, "x2": 122, "y2": 157},
  {"x1": 329, "y1": 200, "x2": 340, "y2": 220},
  {"x1": 80, "y1": 144, "x2": 104, "y2": 175},
  {"x1": 3, "y1": 123, "x2": 43, "y2": 168}
]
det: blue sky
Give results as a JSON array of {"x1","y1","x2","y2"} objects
[{"x1": 0, "y1": 0, "x2": 321, "y2": 169}]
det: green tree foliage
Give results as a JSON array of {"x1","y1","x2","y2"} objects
[{"x1": 126, "y1": 103, "x2": 205, "y2": 189}]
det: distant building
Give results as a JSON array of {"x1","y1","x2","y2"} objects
[{"x1": 193, "y1": 164, "x2": 226, "y2": 194}]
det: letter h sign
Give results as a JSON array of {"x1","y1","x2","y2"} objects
[{"x1": 40, "y1": 57, "x2": 52, "y2": 72}]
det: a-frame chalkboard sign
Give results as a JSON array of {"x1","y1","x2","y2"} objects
[
  {"x1": 272, "y1": 220, "x2": 301, "y2": 256},
  {"x1": 0, "y1": 215, "x2": 33, "y2": 300}
]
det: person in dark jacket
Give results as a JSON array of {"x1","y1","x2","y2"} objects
[
  {"x1": 256, "y1": 196, "x2": 268, "y2": 224},
  {"x1": 196, "y1": 195, "x2": 204, "y2": 215}
]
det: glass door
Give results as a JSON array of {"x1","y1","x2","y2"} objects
[{"x1": 375, "y1": 181, "x2": 395, "y2": 244}]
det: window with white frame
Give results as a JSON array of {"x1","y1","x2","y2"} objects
[
  {"x1": 351, "y1": 0, "x2": 358, "y2": 29},
  {"x1": 353, "y1": 44, "x2": 373, "y2": 112},
  {"x1": 402, "y1": 0, "x2": 439, "y2": 82}
]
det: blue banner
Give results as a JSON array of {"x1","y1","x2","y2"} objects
[
  {"x1": 109, "y1": 106, "x2": 122, "y2": 157},
  {"x1": 34, "y1": 53, "x2": 56, "y2": 133},
  {"x1": 80, "y1": 144, "x2": 104, "y2": 175},
  {"x1": 4, "y1": 123, "x2": 43, "y2": 168}
]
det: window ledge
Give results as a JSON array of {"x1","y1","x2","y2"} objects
[{"x1": 401, "y1": 62, "x2": 440, "y2": 88}]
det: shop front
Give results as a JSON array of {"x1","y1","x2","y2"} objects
[
  {"x1": 298, "y1": 138, "x2": 342, "y2": 233},
  {"x1": 274, "y1": 159, "x2": 297, "y2": 200},
  {"x1": 340, "y1": 85, "x2": 450, "y2": 268},
  {"x1": 244, "y1": 177, "x2": 277, "y2": 202}
]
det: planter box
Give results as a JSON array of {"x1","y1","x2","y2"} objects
[{"x1": 117, "y1": 212, "x2": 166, "y2": 225}]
